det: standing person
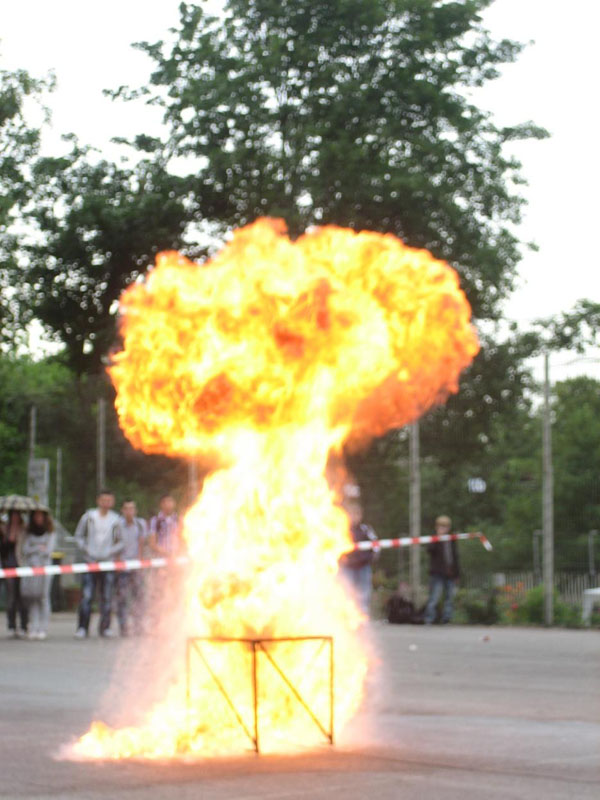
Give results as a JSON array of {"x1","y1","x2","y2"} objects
[
  {"x1": 115, "y1": 499, "x2": 147, "y2": 636},
  {"x1": 338, "y1": 498, "x2": 378, "y2": 616},
  {"x1": 21, "y1": 509, "x2": 56, "y2": 640},
  {"x1": 148, "y1": 494, "x2": 181, "y2": 557},
  {"x1": 424, "y1": 515, "x2": 460, "y2": 625},
  {"x1": 147, "y1": 494, "x2": 182, "y2": 628},
  {"x1": 1, "y1": 510, "x2": 29, "y2": 638},
  {"x1": 74, "y1": 490, "x2": 122, "y2": 638}
]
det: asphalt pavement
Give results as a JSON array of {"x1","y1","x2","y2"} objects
[{"x1": 0, "y1": 614, "x2": 598, "y2": 799}]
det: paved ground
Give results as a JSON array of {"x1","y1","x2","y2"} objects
[{"x1": 0, "y1": 614, "x2": 598, "y2": 799}]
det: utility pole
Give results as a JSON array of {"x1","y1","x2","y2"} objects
[
  {"x1": 542, "y1": 352, "x2": 554, "y2": 626},
  {"x1": 409, "y1": 421, "x2": 421, "y2": 605},
  {"x1": 97, "y1": 397, "x2": 106, "y2": 494},
  {"x1": 589, "y1": 530, "x2": 598, "y2": 580},
  {"x1": 532, "y1": 529, "x2": 542, "y2": 584},
  {"x1": 29, "y1": 405, "x2": 37, "y2": 461},
  {"x1": 55, "y1": 447, "x2": 62, "y2": 521}
]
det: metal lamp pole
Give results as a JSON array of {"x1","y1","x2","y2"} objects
[
  {"x1": 589, "y1": 530, "x2": 598, "y2": 580},
  {"x1": 542, "y1": 352, "x2": 554, "y2": 626},
  {"x1": 409, "y1": 421, "x2": 421, "y2": 605}
]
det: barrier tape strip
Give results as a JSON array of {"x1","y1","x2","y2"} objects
[
  {"x1": 0, "y1": 556, "x2": 188, "y2": 580},
  {"x1": 0, "y1": 533, "x2": 490, "y2": 580},
  {"x1": 354, "y1": 531, "x2": 492, "y2": 552}
]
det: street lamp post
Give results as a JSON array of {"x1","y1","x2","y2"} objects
[
  {"x1": 542, "y1": 352, "x2": 554, "y2": 626},
  {"x1": 589, "y1": 530, "x2": 598, "y2": 580},
  {"x1": 532, "y1": 529, "x2": 542, "y2": 584},
  {"x1": 409, "y1": 421, "x2": 421, "y2": 605}
]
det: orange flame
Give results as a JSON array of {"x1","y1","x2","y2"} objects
[{"x1": 72, "y1": 218, "x2": 478, "y2": 759}]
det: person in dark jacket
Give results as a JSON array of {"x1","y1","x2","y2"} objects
[
  {"x1": 338, "y1": 495, "x2": 378, "y2": 616},
  {"x1": 424, "y1": 515, "x2": 460, "y2": 624},
  {"x1": 1, "y1": 510, "x2": 29, "y2": 637}
]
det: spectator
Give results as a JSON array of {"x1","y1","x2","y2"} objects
[
  {"x1": 74, "y1": 490, "x2": 122, "y2": 638},
  {"x1": 21, "y1": 509, "x2": 56, "y2": 640},
  {"x1": 115, "y1": 499, "x2": 147, "y2": 636},
  {"x1": 1, "y1": 510, "x2": 28, "y2": 638},
  {"x1": 148, "y1": 494, "x2": 181, "y2": 557},
  {"x1": 147, "y1": 494, "x2": 182, "y2": 628},
  {"x1": 338, "y1": 496, "x2": 378, "y2": 616},
  {"x1": 424, "y1": 515, "x2": 460, "y2": 625}
]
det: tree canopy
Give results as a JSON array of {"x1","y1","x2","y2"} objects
[
  {"x1": 120, "y1": 0, "x2": 547, "y2": 320},
  {"x1": 2, "y1": 4, "x2": 597, "y2": 578},
  {"x1": 0, "y1": 66, "x2": 51, "y2": 347},
  {"x1": 19, "y1": 139, "x2": 193, "y2": 373}
]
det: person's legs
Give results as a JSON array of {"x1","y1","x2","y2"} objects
[
  {"x1": 40, "y1": 576, "x2": 52, "y2": 634},
  {"x1": 116, "y1": 572, "x2": 130, "y2": 635},
  {"x1": 77, "y1": 572, "x2": 95, "y2": 633},
  {"x1": 130, "y1": 572, "x2": 145, "y2": 634},
  {"x1": 16, "y1": 580, "x2": 28, "y2": 634},
  {"x1": 6, "y1": 578, "x2": 17, "y2": 632},
  {"x1": 441, "y1": 578, "x2": 457, "y2": 623},
  {"x1": 424, "y1": 575, "x2": 444, "y2": 624},
  {"x1": 355, "y1": 564, "x2": 373, "y2": 616},
  {"x1": 29, "y1": 599, "x2": 40, "y2": 635},
  {"x1": 98, "y1": 571, "x2": 115, "y2": 635}
]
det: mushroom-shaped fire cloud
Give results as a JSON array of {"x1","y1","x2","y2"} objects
[{"x1": 74, "y1": 218, "x2": 478, "y2": 760}]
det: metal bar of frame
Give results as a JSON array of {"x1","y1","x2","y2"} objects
[
  {"x1": 186, "y1": 636, "x2": 334, "y2": 754},
  {"x1": 329, "y1": 637, "x2": 334, "y2": 745},
  {"x1": 189, "y1": 639, "x2": 258, "y2": 751},
  {"x1": 252, "y1": 641, "x2": 259, "y2": 754},
  {"x1": 257, "y1": 639, "x2": 333, "y2": 744}
]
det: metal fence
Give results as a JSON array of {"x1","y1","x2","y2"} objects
[{"x1": 462, "y1": 571, "x2": 599, "y2": 604}]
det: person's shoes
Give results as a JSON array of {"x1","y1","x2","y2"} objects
[
  {"x1": 6, "y1": 629, "x2": 18, "y2": 639},
  {"x1": 74, "y1": 627, "x2": 88, "y2": 639},
  {"x1": 37, "y1": 631, "x2": 47, "y2": 640},
  {"x1": 100, "y1": 628, "x2": 117, "y2": 638},
  {"x1": 28, "y1": 631, "x2": 38, "y2": 640}
]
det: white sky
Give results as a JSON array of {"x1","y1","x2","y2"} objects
[{"x1": 1, "y1": 0, "x2": 598, "y2": 380}]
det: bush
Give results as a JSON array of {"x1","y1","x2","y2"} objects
[
  {"x1": 455, "y1": 588, "x2": 499, "y2": 625},
  {"x1": 512, "y1": 585, "x2": 583, "y2": 627}
]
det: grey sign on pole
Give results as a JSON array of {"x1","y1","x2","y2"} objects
[{"x1": 27, "y1": 458, "x2": 50, "y2": 507}]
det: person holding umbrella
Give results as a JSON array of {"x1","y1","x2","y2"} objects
[{"x1": 0, "y1": 508, "x2": 29, "y2": 638}]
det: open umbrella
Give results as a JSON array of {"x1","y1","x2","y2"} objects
[{"x1": 0, "y1": 494, "x2": 49, "y2": 513}]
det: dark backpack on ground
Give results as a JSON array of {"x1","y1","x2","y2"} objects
[{"x1": 386, "y1": 593, "x2": 415, "y2": 624}]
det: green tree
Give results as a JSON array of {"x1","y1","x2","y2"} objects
[
  {"x1": 552, "y1": 377, "x2": 600, "y2": 566},
  {"x1": 0, "y1": 354, "x2": 190, "y2": 528},
  {"x1": 0, "y1": 66, "x2": 51, "y2": 346},
  {"x1": 19, "y1": 139, "x2": 192, "y2": 374},
  {"x1": 120, "y1": 0, "x2": 546, "y2": 320},
  {"x1": 108, "y1": 0, "x2": 550, "y2": 540}
]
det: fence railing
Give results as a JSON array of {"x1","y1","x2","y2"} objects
[{"x1": 461, "y1": 571, "x2": 599, "y2": 604}]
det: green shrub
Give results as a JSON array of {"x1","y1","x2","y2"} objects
[
  {"x1": 516, "y1": 585, "x2": 583, "y2": 627},
  {"x1": 455, "y1": 588, "x2": 499, "y2": 625}
]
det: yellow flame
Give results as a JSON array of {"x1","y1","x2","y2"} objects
[{"x1": 72, "y1": 219, "x2": 478, "y2": 759}]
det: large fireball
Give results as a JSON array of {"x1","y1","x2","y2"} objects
[{"x1": 73, "y1": 218, "x2": 478, "y2": 759}]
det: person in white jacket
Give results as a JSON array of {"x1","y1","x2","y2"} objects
[
  {"x1": 21, "y1": 509, "x2": 56, "y2": 640},
  {"x1": 74, "y1": 490, "x2": 122, "y2": 638}
]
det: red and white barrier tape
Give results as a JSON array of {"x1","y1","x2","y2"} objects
[
  {"x1": 354, "y1": 531, "x2": 492, "y2": 552},
  {"x1": 0, "y1": 532, "x2": 490, "y2": 580},
  {"x1": 0, "y1": 556, "x2": 188, "y2": 580}
]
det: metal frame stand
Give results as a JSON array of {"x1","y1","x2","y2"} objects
[{"x1": 186, "y1": 635, "x2": 334, "y2": 753}]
